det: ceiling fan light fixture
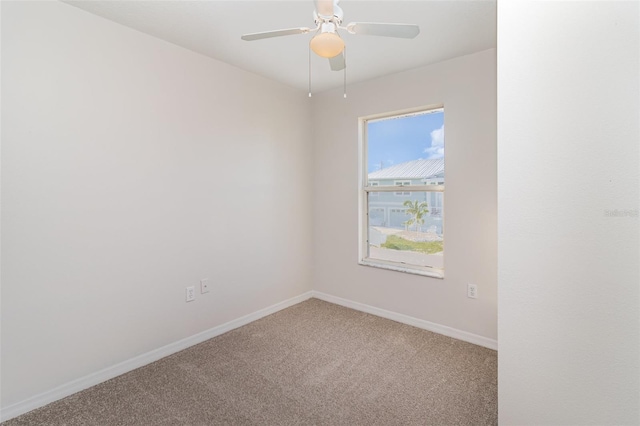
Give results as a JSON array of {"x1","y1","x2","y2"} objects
[
  {"x1": 241, "y1": 1, "x2": 420, "y2": 97},
  {"x1": 310, "y1": 31, "x2": 344, "y2": 58}
]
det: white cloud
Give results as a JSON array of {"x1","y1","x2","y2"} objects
[{"x1": 424, "y1": 124, "x2": 444, "y2": 159}]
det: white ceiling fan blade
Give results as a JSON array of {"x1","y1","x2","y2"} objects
[
  {"x1": 315, "y1": 0, "x2": 334, "y2": 18},
  {"x1": 241, "y1": 27, "x2": 311, "y2": 41},
  {"x1": 329, "y1": 52, "x2": 346, "y2": 71},
  {"x1": 346, "y1": 22, "x2": 420, "y2": 39}
]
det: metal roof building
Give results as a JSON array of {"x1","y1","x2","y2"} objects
[{"x1": 368, "y1": 158, "x2": 444, "y2": 180}]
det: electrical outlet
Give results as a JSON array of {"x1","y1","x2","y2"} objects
[
  {"x1": 200, "y1": 278, "x2": 209, "y2": 294},
  {"x1": 467, "y1": 283, "x2": 478, "y2": 299},
  {"x1": 186, "y1": 286, "x2": 195, "y2": 302}
]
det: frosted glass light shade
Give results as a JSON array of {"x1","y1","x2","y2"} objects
[{"x1": 310, "y1": 32, "x2": 345, "y2": 58}]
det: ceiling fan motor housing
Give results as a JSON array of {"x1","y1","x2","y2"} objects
[{"x1": 314, "y1": 4, "x2": 343, "y2": 26}]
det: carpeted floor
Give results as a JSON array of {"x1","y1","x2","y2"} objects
[{"x1": 3, "y1": 299, "x2": 497, "y2": 425}]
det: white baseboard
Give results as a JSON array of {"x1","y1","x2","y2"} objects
[
  {"x1": 311, "y1": 291, "x2": 498, "y2": 351},
  {"x1": 0, "y1": 291, "x2": 314, "y2": 422}
]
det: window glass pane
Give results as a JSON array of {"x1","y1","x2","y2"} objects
[
  {"x1": 367, "y1": 110, "x2": 444, "y2": 187},
  {"x1": 367, "y1": 191, "x2": 443, "y2": 269}
]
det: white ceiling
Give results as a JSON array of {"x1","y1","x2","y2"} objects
[{"x1": 63, "y1": 0, "x2": 496, "y2": 93}]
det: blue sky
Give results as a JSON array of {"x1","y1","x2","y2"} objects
[{"x1": 367, "y1": 111, "x2": 444, "y2": 174}]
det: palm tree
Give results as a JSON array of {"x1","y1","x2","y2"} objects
[{"x1": 402, "y1": 200, "x2": 429, "y2": 232}]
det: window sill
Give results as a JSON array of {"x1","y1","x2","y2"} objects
[{"x1": 358, "y1": 258, "x2": 444, "y2": 279}]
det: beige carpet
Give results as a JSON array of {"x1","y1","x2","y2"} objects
[{"x1": 3, "y1": 299, "x2": 497, "y2": 425}]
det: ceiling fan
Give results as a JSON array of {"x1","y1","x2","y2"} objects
[{"x1": 241, "y1": 0, "x2": 420, "y2": 72}]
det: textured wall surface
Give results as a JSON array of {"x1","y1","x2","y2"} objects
[
  {"x1": 311, "y1": 49, "x2": 498, "y2": 341},
  {"x1": 498, "y1": 1, "x2": 640, "y2": 424},
  {"x1": 1, "y1": 0, "x2": 312, "y2": 408}
]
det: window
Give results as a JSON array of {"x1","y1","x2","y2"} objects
[
  {"x1": 370, "y1": 181, "x2": 379, "y2": 197},
  {"x1": 359, "y1": 106, "x2": 445, "y2": 277},
  {"x1": 394, "y1": 180, "x2": 411, "y2": 196}
]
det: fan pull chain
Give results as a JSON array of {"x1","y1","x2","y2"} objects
[
  {"x1": 343, "y1": 46, "x2": 347, "y2": 99},
  {"x1": 308, "y1": 43, "x2": 312, "y2": 98}
]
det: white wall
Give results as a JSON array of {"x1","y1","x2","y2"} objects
[
  {"x1": 311, "y1": 50, "x2": 497, "y2": 341},
  {"x1": 498, "y1": 1, "x2": 639, "y2": 424},
  {"x1": 1, "y1": 1, "x2": 312, "y2": 408}
]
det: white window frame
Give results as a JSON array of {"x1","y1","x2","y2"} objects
[
  {"x1": 394, "y1": 180, "x2": 411, "y2": 196},
  {"x1": 358, "y1": 105, "x2": 445, "y2": 278},
  {"x1": 370, "y1": 181, "x2": 379, "y2": 197}
]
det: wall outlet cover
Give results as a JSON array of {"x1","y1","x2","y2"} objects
[
  {"x1": 200, "y1": 279, "x2": 210, "y2": 294},
  {"x1": 467, "y1": 283, "x2": 478, "y2": 299},
  {"x1": 186, "y1": 286, "x2": 195, "y2": 302}
]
